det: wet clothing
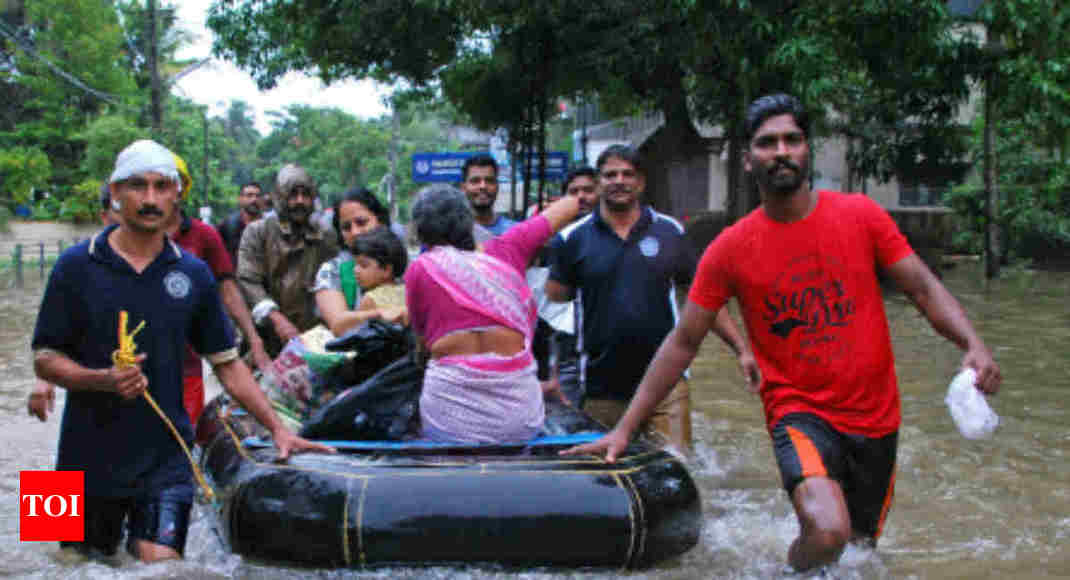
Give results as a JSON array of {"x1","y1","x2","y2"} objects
[
  {"x1": 688, "y1": 191, "x2": 913, "y2": 438},
  {"x1": 548, "y1": 206, "x2": 695, "y2": 401},
  {"x1": 32, "y1": 225, "x2": 236, "y2": 500},
  {"x1": 172, "y1": 214, "x2": 234, "y2": 426},
  {"x1": 406, "y1": 216, "x2": 550, "y2": 443},
  {"x1": 771, "y1": 412, "x2": 897, "y2": 539},
  {"x1": 60, "y1": 479, "x2": 194, "y2": 557},
  {"x1": 237, "y1": 214, "x2": 338, "y2": 356}
]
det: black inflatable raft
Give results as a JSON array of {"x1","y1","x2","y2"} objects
[{"x1": 197, "y1": 396, "x2": 702, "y2": 569}]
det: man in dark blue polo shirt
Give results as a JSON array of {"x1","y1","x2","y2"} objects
[
  {"x1": 546, "y1": 145, "x2": 711, "y2": 451},
  {"x1": 32, "y1": 140, "x2": 331, "y2": 563}
]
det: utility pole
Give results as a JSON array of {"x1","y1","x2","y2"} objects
[
  {"x1": 388, "y1": 106, "x2": 399, "y2": 223},
  {"x1": 148, "y1": 0, "x2": 162, "y2": 133},
  {"x1": 203, "y1": 109, "x2": 209, "y2": 209}
]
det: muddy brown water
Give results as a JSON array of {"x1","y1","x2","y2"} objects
[{"x1": 1, "y1": 261, "x2": 1067, "y2": 579}]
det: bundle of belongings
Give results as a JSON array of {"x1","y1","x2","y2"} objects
[{"x1": 259, "y1": 320, "x2": 423, "y2": 440}]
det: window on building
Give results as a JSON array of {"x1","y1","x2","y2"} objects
[{"x1": 899, "y1": 180, "x2": 954, "y2": 207}]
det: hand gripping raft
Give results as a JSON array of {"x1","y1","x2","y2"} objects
[{"x1": 112, "y1": 310, "x2": 214, "y2": 501}]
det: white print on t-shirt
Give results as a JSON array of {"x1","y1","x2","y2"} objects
[
  {"x1": 639, "y1": 236, "x2": 660, "y2": 258},
  {"x1": 163, "y1": 271, "x2": 192, "y2": 299}
]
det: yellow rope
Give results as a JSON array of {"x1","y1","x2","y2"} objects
[{"x1": 112, "y1": 310, "x2": 214, "y2": 501}]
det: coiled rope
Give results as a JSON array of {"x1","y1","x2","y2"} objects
[{"x1": 111, "y1": 310, "x2": 214, "y2": 501}]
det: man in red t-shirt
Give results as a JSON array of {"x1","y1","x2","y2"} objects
[
  {"x1": 166, "y1": 157, "x2": 271, "y2": 428},
  {"x1": 565, "y1": 94, "x2": 1002, "y2": 573}
]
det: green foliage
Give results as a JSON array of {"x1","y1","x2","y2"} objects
[
  {"x1": 942, "y1": 0, "x2": 1070, "y2": 264},
  {"x1": 78, "y1": 114, "x2": 150, "y2": 181},
  {"x1": 207, "y1": 0, "x2": 981, "y2": 218},
  {"x1": 975, "y1": 0, "x2": 1070, "y2": 153},
  {"x1": 59, "y1": 179, "x2": 104, "y2": 224},
  {"x1": 4, "y1": 0, "x2": 140, "y2": 189},
  {"x1": 31, "y1": 195, "x2": 60, "y2": 220},
  {"x1": 949, "y1": 116, "x2": 1070, "y2": 261},
  {"x1": 0, "y1": 146, "x2": 52, "y2": 206},
  {"x1": 206, "y1": 0, "x2": 466, "y2": 88}
]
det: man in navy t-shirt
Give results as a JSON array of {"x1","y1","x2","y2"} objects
[
  {"x1": 546, "y1": 145, "x2": 743, "y2": 452},
  {"x1": 31, "y1": 140, "x2": 332, "y2": 563}
]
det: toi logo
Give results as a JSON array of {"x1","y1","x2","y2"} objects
[{"x1": 19, "y1": 471, "x2": 84, "y2": 542}]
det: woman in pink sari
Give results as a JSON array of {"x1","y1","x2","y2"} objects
[{"x1": 406, "y1": 184, "x2": 581, "y2": 443}]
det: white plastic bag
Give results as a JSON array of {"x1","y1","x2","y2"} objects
[{"x1": 944, "y1": 368, "x2": 999, "y2": 439}]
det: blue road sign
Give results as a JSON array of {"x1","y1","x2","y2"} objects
[{"x1": 412, "y1": 151, "x2": 570, "y2": 183}]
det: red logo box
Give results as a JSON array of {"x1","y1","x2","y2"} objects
[{"x1": 19, "y1": 471, "x2": 84, "y2": 542}]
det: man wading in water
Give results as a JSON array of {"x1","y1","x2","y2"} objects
[
  {"x1": 32, "y1": 140, "x2": 331, "y2": 563},
  {"x1": 565, "y1": 94, "x2": 1001, "y2": 573}
]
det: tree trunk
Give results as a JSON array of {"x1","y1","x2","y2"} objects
[{"x1": 983, "y1": 43, "x2": 1000, "y2": 279}]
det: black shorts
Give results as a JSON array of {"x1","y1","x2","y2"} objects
[
  {"x1": 771, "y1": 413, "x2": 898, "y2": 539},
  {"x1": 60, "y1": 482, "x2": 193, "y2": 559}
]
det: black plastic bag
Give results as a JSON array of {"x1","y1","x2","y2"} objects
[
  {"x1": 326, "y1": 320, "x2": 413, "y2": 386},
  {"x1": 300, "y1": 353, "x2": 425, "y2": 441}
]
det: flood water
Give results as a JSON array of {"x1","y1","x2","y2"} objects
[{"x1": 1, "y1": 260, "x2": 1067, "y2": 579}]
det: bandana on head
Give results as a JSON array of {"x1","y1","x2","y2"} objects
[{"x1": 109, "y1": 139, "x2": 180, "y2": 186}]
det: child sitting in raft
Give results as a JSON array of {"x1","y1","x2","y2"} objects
[{"x1": 351, "y1": 226, "x2": 408, "y2": 325}]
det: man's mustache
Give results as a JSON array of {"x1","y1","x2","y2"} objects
[
  {"x1": 137, "y1": 206, "x2": 164, "y2": 217},
  {"x1": 770, "y1": 159, "x2": 800, "y2": 175}
]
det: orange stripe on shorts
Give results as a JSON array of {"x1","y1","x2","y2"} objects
[
  {"x1": 875, "y1": 469, "x2": 896, "y2": 539},
  {"x1": 786, "y1": 426, "x2": 827, "y2": 478}
]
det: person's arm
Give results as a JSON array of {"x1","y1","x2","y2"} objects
[
  {"x1": 34, "y1": 349, "x2": 147, "y2": 400},
  {"x1": 884, "y1": 254, "x2": 1001, "y2": 393},
  {"x1": 539, "y1": 195, "x2": 582, "y2": 233},
  {"x1": 315, "y1": 288, "x2": 383, "y2": 336},
  {"x1": 236, "y1": 223, "x2": 301, "y2": 343},
  {"x1": 212, "y1": 357, "x2": 334, "y2": 459},
  {"x1": 710, "y1": 306, "x2": 760, "y2": 391},
  {"x1": 219, "y1": 278, "x2": 272, "y2": 370},
  {"x1": 236, "y1": 220, "x2": 272, "y2": 316},
  {"x1": 545, "y1": 233, "x2": 576, "y2": 303},
  {"x1": 544, "y1": 279, "x2": 574, "y2": 303},
  {"x1": 561, "y1": 300, "x2": 719, "y2": 461}
]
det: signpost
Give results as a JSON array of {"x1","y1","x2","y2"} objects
[{"x1": 412, "y1": 151, "x2": 569, "y2": 183}]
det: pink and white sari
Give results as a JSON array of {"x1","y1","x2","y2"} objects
[{"x1": 417, "y1": 246, "x2": 543, "y2": 443}]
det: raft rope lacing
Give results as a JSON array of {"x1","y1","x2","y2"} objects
[{"x1": 112, "y1": 310, "x2": 214, "y2": 501}]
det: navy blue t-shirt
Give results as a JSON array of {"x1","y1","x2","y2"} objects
[
  {"x1": 548, "y1": 206, "x2": 696, "y2": 400},
  {"x1": 547, "y1": 206, "x2": 697, "y2": 402},
  {"x1": 32, "y1": 225, "x2": 235, "y2": 498}
]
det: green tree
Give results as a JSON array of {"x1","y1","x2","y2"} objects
[
  {"x1": 948, "y1": 0, "x2": 1070, "y2": 267},
  {"x1": 1, "y1": 0, "x2": 139, "y2": 190},
  {"x1": 208, "y1": 0, "x2": 978, "y2": 221},
  {"x1": 255, "y1": 105, "x2": 391, "y2": 199},
  {"x1": 0, "y1": 146, "x2": 51, "y2": 206}
]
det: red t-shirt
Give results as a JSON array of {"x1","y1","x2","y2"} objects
[
  {"x1": 172, "y1": 216, "x2": 234, "y2": 378},
  {"x1": 688, "y1": 191, "x2": 914, "y2": 437}
]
